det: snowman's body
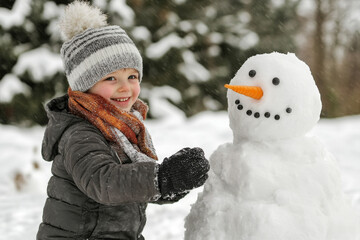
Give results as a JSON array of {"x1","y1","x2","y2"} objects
[{"x1": 185, "y1": 52, "x2": 359, "y2": 240}]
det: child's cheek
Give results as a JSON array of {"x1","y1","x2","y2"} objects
[
  {"x1": 134, "y1": 85, "x2": 140, "y2": 99},
  {"x1": 89, "y1": 83, "x2": 113, "y2": 100},
  {"x1": 101, "y1": 86, "x2": 115, "y2": 100}
]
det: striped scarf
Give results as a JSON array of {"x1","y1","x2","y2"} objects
[{"x1": 68, "y1": 88, "x2": 157, "y2": 161}]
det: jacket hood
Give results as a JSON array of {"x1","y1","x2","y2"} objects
[{"x1": 42, "y1": 94, "x2": 83, "y2": 161}]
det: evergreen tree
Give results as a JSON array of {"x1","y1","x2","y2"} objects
[{"x1": 0, "y1": 0, "x2": 71, "y2": 125}]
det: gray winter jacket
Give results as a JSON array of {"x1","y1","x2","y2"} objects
[{"x1": 37, "y1": 95, "x2": 174, "y2": 240}]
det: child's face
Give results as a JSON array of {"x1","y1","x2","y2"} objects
[{"x1": 88, "y1": 68, "x2": 140, "y2": 112}]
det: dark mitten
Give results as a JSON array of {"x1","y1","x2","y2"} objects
[
  {"x1": 154, "y1": 190, "x2": 190, "y2": 205},
  {"x1": 157, "y1": 147, "x2": 210, "y2": 199}
]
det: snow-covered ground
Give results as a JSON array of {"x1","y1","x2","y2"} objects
[{"x1": 0, "y1": 112, "x2": 359, "y2": 239}]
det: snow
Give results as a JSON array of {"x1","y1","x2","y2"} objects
[
  {"x1": 0, "y1": 111, "x2": 359, "y2": 239},
  {"x1": 13, "y1": 47, "x2": 63, "y2": 82},
  {"x1": 109, "y1": 0, "x2": 135, "y2": 27},
  {"x1": 146, "y1": 33, "x2": 184, "y2": 59},
  {"x1": 208, "y1": 32, "x2": 223, "y2": 44},
  {"x1": 178, "y1": 51, "x2": 211, "y2": 82},
  {"x1": 132, "y1": 26, "x2": 152, "y2": 42},
  {"x1": 238, "y1": 31, "x2": 259, "y2": 50},
  {"x1": 0, "y1": 74, "x2": 31, "y2": 102},
  {"x1": 179, "y1": 21, "x2": 193, "y2": 32},
  {"x1": 185, "y1": 52, "x2": 360, "y2": 240},
  {"x1": 195, "y1": 22, "x2": 209, "y2": 35},
  {"x1": 0, "y1": 0, "x2": 31, "y2": 30},
  {"x1": 0, "y1": 1, "x2": 359, "y2": 238},
  {"x1": 42, "y1": 1, "x2": 61, "y2": 20},
  {"x1": 142, "y1": 86, "x2": 186, "y2": 124}
]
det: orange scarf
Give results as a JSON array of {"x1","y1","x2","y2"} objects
[{"x1": 67, "y1": 88, "x2": 157, "y2": 160}]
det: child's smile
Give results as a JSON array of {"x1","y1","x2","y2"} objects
[
  {"x1": 110, "y1": 97, "x2": 132, "y2": 109},
  {"x1": 112, "y1": 97, "x2": 130, "y2": 102}
]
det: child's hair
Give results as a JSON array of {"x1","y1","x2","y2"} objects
[{"x1": 59, "y1": 1, "x2": 143, "y2": 92}]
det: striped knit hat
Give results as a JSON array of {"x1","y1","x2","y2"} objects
[{"x1": 59, "y1": 1, "x2": 142, "y2": 92}]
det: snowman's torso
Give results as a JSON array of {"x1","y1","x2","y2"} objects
[
  {"x1": 185, "y1": 136, "x2": 358, "y2": 240},
  {"x1": 210, "y1": 136, "x2": 340, "y2": 202}
]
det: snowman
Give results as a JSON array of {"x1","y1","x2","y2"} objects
[{"x1": 185, "y1": 52, "x2": 359, "y2": 240}]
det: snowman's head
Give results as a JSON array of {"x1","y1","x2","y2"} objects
[{"x1": 226, "y1": 52, "x2": 322, "y2": 142}]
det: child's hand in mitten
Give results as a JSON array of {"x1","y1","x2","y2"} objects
[{"x1": 157, "y1": 147, "x2": 210, "y2": 199}]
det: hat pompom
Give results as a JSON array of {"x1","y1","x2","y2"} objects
[{"x1": 60, "y1": 1, "x2": 107, "y2": 41}]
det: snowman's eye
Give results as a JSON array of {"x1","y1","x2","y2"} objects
[
  {"x1": 249, "y1": 70, "x2": 256, "y2": 78},
  {"x1": 272, "y1": 77, "x2": 280, "y2": 85}
]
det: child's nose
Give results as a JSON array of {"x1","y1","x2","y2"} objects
[{"x1": 116, "y1": 80, "x2": 130, "y2": 92}]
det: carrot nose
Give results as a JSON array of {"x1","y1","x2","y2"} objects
[{"x1": 224, "y1": 84, "x2": 263, "y2": 100}]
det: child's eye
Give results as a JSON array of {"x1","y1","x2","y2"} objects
[
  {"x1": 105, "y1": 76, "x2": 116, "y2": 81},
  {"x1": 128, "y1": 75, "x2": 138, "y2": 80}
]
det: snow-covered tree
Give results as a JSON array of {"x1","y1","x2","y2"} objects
[{"x1": 0, "y1": 0, "x2": 68, "y2": 125}]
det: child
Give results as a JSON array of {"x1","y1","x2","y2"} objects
[{"x1": 36, "y1": 1, "x2": 210, "y2": 239}]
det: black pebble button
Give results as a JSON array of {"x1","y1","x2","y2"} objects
[
  {"x1": 237, "y1": 105, "x2": 243, "y2": 110},
  {"x1": 286, "y1": 107, "x2": 292, "y2": 113},
  {"x1": 235, "y1": 99, "x2": 240, "y2": 105},
  {"x1": 246, "y1": 110, "x2": 252, "y2": 116},
  {"x1": 274, "y1": 115, "x2": 280, "y2": 120},
  {"x1": 249, "y1": 70, "x2": 256, "y2": 77},
  {"x1": 272, "y1": 77, "x2": 280, "y2": 85},
  {"x1": 264, "y1": 112, "x2": 270, "y2": 118},
  {"x1": 254, "y1": 112, "x2": 260, "y2": 118}
]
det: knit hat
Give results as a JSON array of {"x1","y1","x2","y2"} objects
[{"x1": 59, "y1": 1, "x2": 143, "y2": 92}]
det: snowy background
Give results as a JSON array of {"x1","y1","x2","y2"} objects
[
  {"x1": 1, "y1": 109, "x2": 359, "y2": 239},
  {"x1": 0, "y1": 0, "x2": 359, "y2": 239}
]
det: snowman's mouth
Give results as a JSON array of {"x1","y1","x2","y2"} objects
[{"x1": 234, "y1": 99, "x2": 292, "y2": 120}]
